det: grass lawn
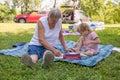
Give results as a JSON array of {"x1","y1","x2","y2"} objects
[{"x1": 0, "y1": 23, "x2": 120, "y2": 80}]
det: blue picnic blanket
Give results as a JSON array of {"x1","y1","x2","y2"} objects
[{"x1": 0, "y1": 40, "x2": 114, "y2": 67}]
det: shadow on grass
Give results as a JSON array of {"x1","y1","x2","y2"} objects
[{"x1": 0, "y1": 28, "x2": 34, "y2": 49}]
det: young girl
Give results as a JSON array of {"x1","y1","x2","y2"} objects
[{"x1": 69, "y1": 23, "x2": 100, "y2": 56}]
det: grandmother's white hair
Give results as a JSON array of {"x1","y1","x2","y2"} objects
[{"x1": 48, "y1": 8, "x2": 62, "y2": 19}]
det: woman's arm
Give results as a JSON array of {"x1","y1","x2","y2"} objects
[
  {"x1": 59, "y1": 29, "x2": 68, "y2": 51},
  {"x1": 38, "y1": 21, "x2": 62, "y2": 56}
]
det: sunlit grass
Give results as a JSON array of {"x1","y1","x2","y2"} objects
[
  {"x1": 0, "y1": 23, "x2": 35, "y2": 33},
  {"x1": 0, "y1": 23, "x2": 70, "y2": 33},
  {"x1": 1, "y1": 23, "x2": 120, "y2": 33},
  {"x1": 105, "y1": 24, "x2": 120, "y2": 27}
]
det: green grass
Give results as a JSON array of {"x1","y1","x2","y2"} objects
[{"x1": 0, "y1": 23, "x2": 120, "y2": 80}]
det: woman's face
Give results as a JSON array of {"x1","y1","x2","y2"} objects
[{"x1": 48, "y1": 17, "x2": 59, "y2": 27}]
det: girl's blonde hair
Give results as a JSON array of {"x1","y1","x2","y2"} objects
[
  {"x1": 77, "y1": 23, "x2": 92, "y2": 32},
  {"x1": 48, "y1": 8, "x2": 62, "y2": 19}
]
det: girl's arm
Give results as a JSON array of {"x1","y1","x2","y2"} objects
[
  {"x1": 84, "y1": 37, "x2": 100, "y2": 46},
  {"x1": 68, "y1": 36, "x2": 84, "y2": 52},
  {"x1": 90, "y1": 37, "x2": 100, "y2": 44}
]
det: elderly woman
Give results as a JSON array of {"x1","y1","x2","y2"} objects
[{"x1": 21, "y1": 8, "x2": 67, "y2": 67}]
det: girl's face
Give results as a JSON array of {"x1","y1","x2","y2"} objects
[{"x1": 79, "y1": 30, "x2": 89, "y2": 36}]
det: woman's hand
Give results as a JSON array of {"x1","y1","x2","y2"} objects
[
  {"x1": 53, "y1": 49, "x2": 62, "y2": 57},
  {"x1": 64, "y1": 48, "x2": 69, "y2": 52}
]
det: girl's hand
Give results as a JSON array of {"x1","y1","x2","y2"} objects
[
  {"x1": 68, "y1": 48, "x2": 74, "y2": 52},
  {"x1": 68, "y1": 48, "x2": 79, "y2": 52}
]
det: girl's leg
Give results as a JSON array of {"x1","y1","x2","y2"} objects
[
  {"x1": 80, "y1": 50, "x2": 94, "y2": 57},
  {"x1": 80, "y1": 52, "x2": 87, "y2": 57},
  {"x1": 83, "y1": 50, "x2": 94, "y2": 56}
]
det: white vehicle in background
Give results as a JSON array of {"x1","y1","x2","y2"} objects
[
  {"x1": 61, "y1": 6, "x2": 104, "y2": 31},
  {"x1": 62, "y1": 9, "x2": 87, "y2": 24}
]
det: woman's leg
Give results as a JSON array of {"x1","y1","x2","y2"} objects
[
  {"x1": 41, "y1": 50, "x2": 54, "y2": 67},
  {"x1": 21, "y1": 45, "x2": 45, "y2": 67},
  {"x1": 21, "y1": 54, "x2": 36, "y2": 68},
  {"x1": 30, "y1": 54, "x2": 38, "y2": 63}
]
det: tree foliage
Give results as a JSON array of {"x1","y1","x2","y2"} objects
[
  {"x1": 0, "y1": 3, "x2": 16, "y2": 22},
  {"x1": 12, "y1": 0, "x2": 42, "y2": 14},
  {"x1": 0, "y1": 0, "x2": 120, "y2": 23},
  {"x1": 79, "y1": 0, "x2": 120, "y2": 23}
]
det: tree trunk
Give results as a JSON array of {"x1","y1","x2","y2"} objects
[{"x1": 53, "y1": 0, "x2": 56, "y2": 8}]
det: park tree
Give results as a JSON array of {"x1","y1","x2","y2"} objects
[
  {"x1": 0, "y1": 3, "x2": 16, "y2": 22},
  {"x1": 113, "y1": 7, "x2": 120, "y2": 23},
  {"x1": 12, "y1": 0, "x2": 42, "y2": 14},
  {"x1": 104, "y1": 1, "x2": 120, "y2": 23},
  {"x1": 53, "y1": 0, "x2": 56, "y2": 8},
  {"x1": 79, "y1": 0, "x2": 105, "y2": 21},
  {"x1": 79, "y1": 0, "x2": 120, "y2": 23}
]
